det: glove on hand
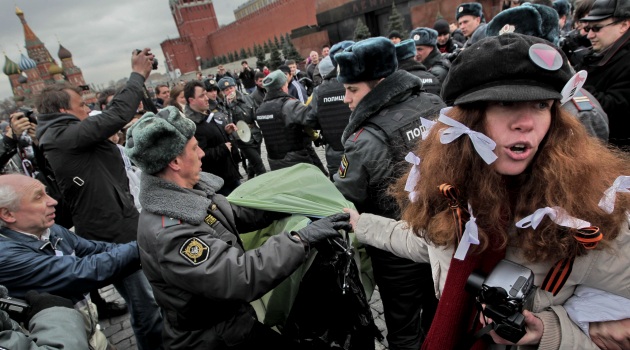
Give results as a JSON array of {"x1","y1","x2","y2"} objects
[
  {"x1": 313, "y1": 133, "x2": 326, "y2": 147},
  {"x1": 24, "y1": 290, "x2": 74, "y2": 325},
  {"x1": 295, "y1": 213, "x2": 351, "y2": 244}
]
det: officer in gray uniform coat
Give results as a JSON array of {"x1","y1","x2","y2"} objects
[
  {"x1": 125, "y1": 106, "x2": 351, "y2": 350},
  {"x1": 395, "y1": 39, "x2": 442, "y2": 96},
  {"x1": 333, "y1": 38, "x2": 445, "y2": 350},
  {"x1": 306, "y1": 41, "x2": 354, "y2": 180}
]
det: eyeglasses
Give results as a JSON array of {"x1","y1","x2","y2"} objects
[{"x1": 583, "y1": 20, "x2": 620, "y2": 33}]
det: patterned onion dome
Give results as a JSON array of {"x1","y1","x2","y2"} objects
[
  {"x1": 3, "y1": 56, "x2": 21, "y2": 75},
  {"x1": 17, "y1": 74, "x2": 28, "y2": 84},
  {"x1": 48, "y1": 62, "x2": 63, "y2": 75},
  {"x1": 58, "y1": 44, "x2": 72, "y2": 60},
  {"x1": 18, "y1": 53, "x2": 37, "y2": 71}
]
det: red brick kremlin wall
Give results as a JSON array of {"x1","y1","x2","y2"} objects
[{"x1": 208, "y1": 0, "x2": 318, "y2": 61}]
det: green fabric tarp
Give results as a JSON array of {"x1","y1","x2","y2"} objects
[{"x1": 227, "y1": 163, "x2": 374, "y2": 327}]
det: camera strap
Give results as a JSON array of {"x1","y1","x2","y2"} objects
[{"x1": 541, "y1": 226, "x2": 602, "y2": 296}]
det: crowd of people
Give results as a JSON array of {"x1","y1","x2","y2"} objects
[{"x1": 1, "y1": 0, "x2": 629, "y2": 348}]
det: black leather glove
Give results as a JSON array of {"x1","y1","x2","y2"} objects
[
  {"x1": 24, "y1": 290, "x2": 74, "y2": 325},
  {"x1": 295, "y1": 213, "x2": 351, "y2": 245},
  {"x1": 313, "y1": 133, "x2": 326, "y2": 147}
]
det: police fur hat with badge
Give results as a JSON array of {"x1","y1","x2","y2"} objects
[
  {"x1": 335, "y1": 37, "x2": 398, "y2": 84},
  {"x1": 486, "y1": 3, "x2": 561, "y2": 45},
  {"x1": 456, "y1": 2, "x2": 484, "y2": 20},
  {"x1": 203, "y1": 78, "x2": 219, "y2": 92},
  {"x1": 125, "y1": 106, "x2": 196, "y2": 174},
  {"x1": 410, "y1": 27, "x2": 438, "y2": 47},
  {"x1": 217, "y1": 77, "x2": 236, "y2": 90},
  {"x1": 581, "y1": 0, "x2": 630, "y2": 21},
  {"x1": 441, "y1": 33, "x2": 572, "y2": 106}
]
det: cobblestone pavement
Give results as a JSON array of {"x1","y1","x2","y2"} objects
[{"x1": 100, "y1": 143, "x2": 389, "y2": 349}]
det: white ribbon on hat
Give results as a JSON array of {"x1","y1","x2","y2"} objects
[
  {"x1": 404, "y1": 152, "x2": 421, "y2": 202},
  {"x1": 515, "y1": 206, "x2": 591, "y2": 230},
  {"x1": 598, "y1": 175, "x2": 630, "y2": 214},
  {"x1": 454, "y1": 203, "x2": 480, "y2": 260},
  {"x1": 420, "y1": 117, "x2": 436, "y2": 140},
  {"x1": 438, "y1": 107, "x2": 498, "y2": 164}
]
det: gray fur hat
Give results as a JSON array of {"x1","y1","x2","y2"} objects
[
  {"x1": 329, "y1": 40, "x2": 355, "y2": 67},
  {"x1": 125, "y1": 106, "x2": 196, "y2": 174},
  {"x1": 335, "y1": 37, "x2": 398, "y2": 84},
  {"x1": 262, "y1": 70, "x2": 287, "y2": 90},
  {"x1": 395, "y1": 39, "x2": 417, "y2": 62},
  {"x1": 217, "y1": 77, "x2": 236, "y2": 90},
  {"x1": 410, "y1": 27, "x2": 438, "y2": 47},
  {"x1": 456, "y1": 2, "x2": 484, "y2": 20}
]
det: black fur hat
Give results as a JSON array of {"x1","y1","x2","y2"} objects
[
  {"x1": 410, "y1": 27, "x2": 438, "y2": 47},
  {"x1": 441, "y1": 33, "x2": 572, "y2": 105},
  {"x1": 553, "y1": 0, "x2": 572, "y2": 18},
  {"x1": 456, "y1": 2, "x2": 483, "y2": 20},
  {"x1": 335, "y1": 37, "x2": 398, "y2": 84},
  {"x1": 434, "y1": 19, "x2": 451, "y2": 35},
  {"x1": 329, "y1": 40, "x2": 355, "y2": 67},
  {"x1": 486, "y1": 3, "x2": 561, "y2": 45},
  {"x1": 395, "y1": 39, "x2": 417, "y2": 62}
]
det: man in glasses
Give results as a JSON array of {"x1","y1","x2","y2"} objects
[{"x1": 578, "y1": 0, "x2": 630, "y2": 150}]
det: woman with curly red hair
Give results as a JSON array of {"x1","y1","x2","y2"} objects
[{"x1": 346, "y1": 33, "x2": 630, "y2": 349}]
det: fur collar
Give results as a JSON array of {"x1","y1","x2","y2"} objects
[
  {"x1": 341, "y1": 70, "x2": 423, "y2": 142},
  {"x1": 140, "y1": 172, "x2": 224, "y2": 225}
]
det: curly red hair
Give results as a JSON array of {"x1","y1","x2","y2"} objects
[{"x1": 393, "y1": 103, "x2": 630, "y2": 263}]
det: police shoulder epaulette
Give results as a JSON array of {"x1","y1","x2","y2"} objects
[
  {"x1": 352, "y1": 128, "x2": 365, "y2": 142},
  {"x1": 162, "y1": 216, "x2": 181, "y2": 228},
  {"x1": 571, "y1": 90, "x2": 594, "y2": 112}
]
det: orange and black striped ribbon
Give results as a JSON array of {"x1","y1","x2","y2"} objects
[
  {"x1": 439, "y1": 183, "x2": 469, "y2": 245},
  {"x1": 542, "y1": 226, "x2": 602, "y2": 296}
]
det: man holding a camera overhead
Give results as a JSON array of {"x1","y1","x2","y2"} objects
[{"x1": 34, "y1": 48, "x2": 163, "y2": 350}]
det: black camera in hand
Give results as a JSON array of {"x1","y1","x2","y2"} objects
[
  {"x1": 135, "y1": 49, "x2": 158, "y2": 70},
  {"x1": 466, "y1": 259, "x2": 536, "y2": 343},
  {"x1": 18, "y1": 107, "x2": 37, "y2": 125}
]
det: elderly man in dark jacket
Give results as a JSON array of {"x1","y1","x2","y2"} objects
[
  {"x1": 0, "y1": 174, "x2": 142, "y2": 349},
  {"x1": 124, "y1": 106, "x2": 350, "y2": 349},
  {"x1": 35, "y1": 49, "x2": 163, "y2": 350},
  {"x1": 184, "y1": 80, "x2": 242, "y2": 195}
]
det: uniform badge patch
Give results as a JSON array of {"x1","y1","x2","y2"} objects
[
  {"x1": 179, "y1": 237, "x2": 209, "y2": 265},
  {"x1": 338, "y1": 154, "x2": 349, "y2": 178},
  {"x1": 204, "y1": 214, "x2": 218, "y2": 226},
  {"x1": 162, "y1": 217, "x2": 181, "y2": 228}
]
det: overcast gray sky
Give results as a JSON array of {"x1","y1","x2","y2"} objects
[{"x1": 0, "y1": 0, "x2": 247, "y2": 102}]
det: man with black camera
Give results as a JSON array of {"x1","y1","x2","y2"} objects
[{"x1": 34, "y1": 48, "x2": 163, "y2": 349}]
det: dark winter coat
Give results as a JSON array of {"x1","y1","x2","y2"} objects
[
  {"x1": 184, "y1": 106, "x2": 242, "y2": 184},
  {"x1": 36, "y1": 73, "x2": 145, "y2": 243},
  {"x1": 578, "y1": 31, "x2": 630, "y2": 149}
]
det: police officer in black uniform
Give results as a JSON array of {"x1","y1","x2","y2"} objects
[
  {"x1": 395, "y1": 39, "x2": 442, "y2": 96},
  {"x1": 306, "y1": 41, "x2": 354, "y2": 180},
  {"x1": 218, "y1": 77, "x2": 266, "y2": 179},
  {"x1": 333, "y1": 37, "x2": 445, "y2": 350},
  {"x1": 255, "y1": 70, "x2": 325, "y2": 173}
]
